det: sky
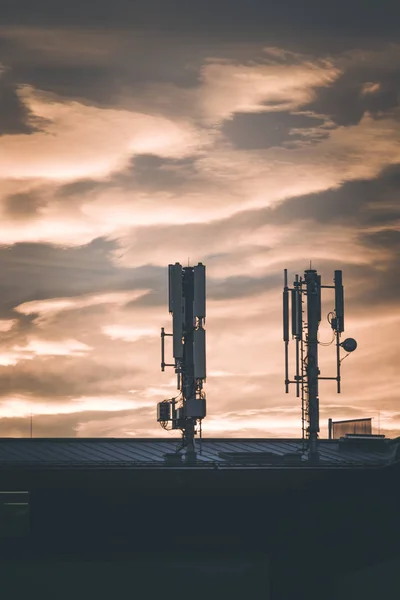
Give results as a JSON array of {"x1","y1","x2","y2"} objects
[{"x1": 0, "y1": 1, "x2": 399, "y2": 439}]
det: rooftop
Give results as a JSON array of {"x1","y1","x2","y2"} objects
[{"x1": 0, "y1": 436, "x2": 398, "y2": 469}]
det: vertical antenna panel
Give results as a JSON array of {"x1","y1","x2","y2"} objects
[
  {"x1": 334, "y1": 270, "x2": 344, "y2": 332},
  {"x1": 193, "y1": 263, "x2": 206, "y2": 318},
  {"x1": 291, "y1": 288, "x2": 300, "y2": 338},
  {"x1": 169, "y1": 263, "x2": 182, "y2": 314},
  {"x1": 172, "y1": 317, "x2": 183, "y2": 357},
  {"x1": 168, "y1": 265, "x2": 174, "y2": 313},
  {"x1": 317, "y1": 274, "x2": 322, "y2": 322},
  {"x1": 283, "y1": 289, "x2": 289, "y2": 342},
  {"x1": 283, "y1": 270, "x2": 289, "y2": 392},
  {"x1": 170, "y1": 263, "x2": 183, "y2": 358},
  {"x1": 193, "y1": 328, "x2": 206, "y2": 379},
  {"x1": 283, "y1": 268, "x2": 289, "y2": 342}
]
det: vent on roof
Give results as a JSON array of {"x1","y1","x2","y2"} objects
[{"x1": 218, "y1": 452, "x2": 303, "y2": 465}]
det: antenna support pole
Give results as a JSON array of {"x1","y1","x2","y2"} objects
[
  {"x1": 182, "y1": 267, "x2": 196, "y2": 462},
  {"x1": 304, "y1": 270, "x2": 320, "y2": 461}
]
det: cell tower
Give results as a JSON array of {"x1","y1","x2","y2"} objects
[
  {"x1": 157, "y1": 262, "x2": 206, "y2": 463},
  {"x1": 283, "y1": 268, "x2": 357, "y2": 461}
]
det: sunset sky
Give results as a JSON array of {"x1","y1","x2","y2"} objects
[{"x1": 0, "y1": 1, "x2": 399, "y2": 439}]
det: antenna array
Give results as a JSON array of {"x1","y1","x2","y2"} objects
[
  {"x1": 283, "y1": 268, "x2": 357, "y2": 461},
  {"x1": 157, "y1": 262, "x2": 206, "y2": 463}
]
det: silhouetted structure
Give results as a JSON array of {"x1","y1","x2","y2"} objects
[
  {"x1": 283, "y1": 268, "x2": 357, "y2": 461},
  {"x1": 158, "y1": 263, "x2": 206, "y2": 463}
]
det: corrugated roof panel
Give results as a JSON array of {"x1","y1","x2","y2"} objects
[{"x1": 82, "y1": 441, "x2": 140, "y2": 462}]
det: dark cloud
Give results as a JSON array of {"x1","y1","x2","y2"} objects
[
  {"x1": 0, "y1": 32, "x2": 206, "y2": 109},
  {"x1": 354, "y1": 230, "x2": 400, "y2": 306},
  {"x1": 361, "y1": 229, "x2": 400, "y2": 252},
  {"x1": 208, "y1": 272, "x2": 282, "y2": 301},
  {"x1": 1, "y1": 1, "x2": 400, "y2": 39},
  {"x1": 0, "y1": 238, "x2": 163, "y2": 315},
  {"x1": 0, "y1": 76, "x2": 47, "y2": 135},
  {"x1": 120, "y1": 154, "x2": 200, "y2": 189},
  {"x1": 57, "y1": 154, "x2": 202, "y2": 197},
  {"x1": 266, "y1": 167, "x2": 400, "y2": 307},
  {"x1": 14, "y1": 65, "x2": 120, "y2": 106},
  {"x1": 304, "y1": 69, "x2": 400, "y2": 126},
  {"x1": 266, "y1": 163, "x2": 400, "y2": 227},
  {"x1": 3, "y1": 191, "x2": 47, "y2": 219},
  {"x1": 222, "y1": 111, "x2": 327, "y2": 150},
  {"x1": 57, "y1": 179, "x2": 103, "y2": 197}
]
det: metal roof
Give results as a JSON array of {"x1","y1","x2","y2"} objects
[{"x1": 0, "y1": 437, "x2": 397, "y2": 469}]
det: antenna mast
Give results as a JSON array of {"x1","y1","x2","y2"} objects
[
  {"x1": 283, "y1": 267, "x2": 357, "y2": 462},
  {"x1": 158, "y1": 262, "x2": 206, "y2": 464}
]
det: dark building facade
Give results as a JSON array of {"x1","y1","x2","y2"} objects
[{"x1": 0, "y1": 436, "x2": 399, "y2": 599}]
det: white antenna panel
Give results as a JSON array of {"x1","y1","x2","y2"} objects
[
  {"x1": 193, "y1": 263, "x2": 206, "y2": 318},
  {"x1": 193, "y1": 328, "x2": 206, "y2": 379}
]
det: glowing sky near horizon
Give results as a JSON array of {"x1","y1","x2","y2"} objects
[{"x1": 0, "y1": 3, "x2": 399, "y2": 439}]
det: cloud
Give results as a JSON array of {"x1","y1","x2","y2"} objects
[
  {"x1": 0, "y1": 338, "x2": 91, "y2": 366},
  {"x1": 15, "y1": 289, "x2": 150, "y2": 321},
  {"x1": 102, "y1": 325, "x2": 159, "y2": 342},
  {"x1": 304, "y1": 45, "x2": 400, "y2": 125},
  {"x1": 199, "y1": 55, "x2": 340, "y2": 121},
  {"x1": 0, "y1": 86, "x2": 207, "y2": 180},
  {"x1": 0, "y1": 70, "x2": 47, "y2": 135},
  {"x1": 12, "y1": 107, "x2": 395, "y2": 246},
  {"x1": 0, "y1": 238, "x2": 161, "y2": 316},
  {"x1": 1, "y1": 47, "x2": 400, "y2": 250},
  {"x1": 108, "y1": 162, "x2": 399, "y2": 286},
  {"x1": 221, "y1": 110, "x2": 328, "y2": 150},
  {"x1": 3, "y1": 190, "x2": 47, "y2": 219}
]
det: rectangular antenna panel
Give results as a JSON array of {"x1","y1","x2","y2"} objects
[
  {"x1": 168, "y1": 265, "x2": 174, "y2": 313},
  {"x1": 193, "y1": 328, "x2": 206, "y2": 379},
  {"x1": 291, "y1": 288, "x2": 301, "y2": 337},
  {"x1": 169, "y1": 263, "x2": 182, "y2": 314},
  {"x1": 170, "y1": 263, "x2": 183, "y2": 358},
  {"x1": 334, "y1": 270, "x2": 344, "y2": 332},
  {"x1": 316, "y1": 274, "x2": 322, "y2": 322},
  {"x1": 283, "y1": 289, "x2": 289, "y2": 342},
  {"x1": 193, "y1": 263, "x2": 206, "y2": 318}
]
